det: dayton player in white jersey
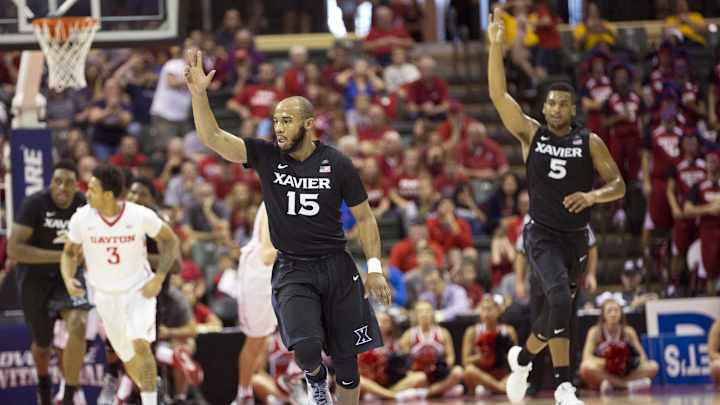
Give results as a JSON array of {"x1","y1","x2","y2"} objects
[
  {"x1": 234, "y1": 202, "x2": 278, "y2": 404},
  {"x1": 61, "y1": 166, "x2": 179, "y2": 405}
]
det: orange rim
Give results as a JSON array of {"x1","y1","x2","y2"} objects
[{"x1": 32, "y1": 17, "x2": 98, "y2": 42}]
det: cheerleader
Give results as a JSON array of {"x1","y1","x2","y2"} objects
[
  {"x1": 579, "y1": 298, "x2": 658, "y2": 393},
  {"x1": 462, "y1": 295, "x2": 518, "y2": 396}
]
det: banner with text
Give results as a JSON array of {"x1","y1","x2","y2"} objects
[{"x1": 9, "y1": 129, "x2": 54, "y2": 221}]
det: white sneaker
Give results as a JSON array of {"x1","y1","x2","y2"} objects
[
  {"x1": 506, "y1": 346, "x2": 532, "y2": 404},
  {"x1": 475, "y1": 384, "x2": 491, "y2": 398},
  {"x1": 443, "y1": 384, "x2": 464, "y2": 398},
  {"x1": 554, "y1": 382, "x2": 584, "y2": 405},
  {"x1": 599, "y1": 379, "x2": 613, "y2": 395},
  {"x1": 627, "y1": 377, "x2": 652, "y2": 393},
  {"x1": 305, "y1": 368, "x2": 334, "y2": 405},
  {"x1": 97, "y1": 375, "x2": 118, "y2": 405}
]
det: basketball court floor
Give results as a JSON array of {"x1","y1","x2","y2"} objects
[{"x1": 388, "y1": 386, "x2": 719, "y2": 404}]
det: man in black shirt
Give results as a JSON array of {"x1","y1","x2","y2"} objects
[
  {"x1": 185, "y1": 50, "x2": 391, "y2": 405},
  {"x1": 8, "y1": 161, "x2": 91, "y2": 405},
  {"x1": 488, "y1": 9, "x2": 626, "y2": 405}
]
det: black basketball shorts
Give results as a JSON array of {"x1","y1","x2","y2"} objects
[
  {"x1": 16, "y1": 267, "x2": 92, "y2": 347},
  {"x1": 523, "y1": 220, "x2": 589, "y2": 338},
  {"x1": 271, "y1": 251, "x2": 383, "y2": 359}
]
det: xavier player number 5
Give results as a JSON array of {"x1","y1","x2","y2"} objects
[
  {"x1": 487, "y1": 8, "x2": 625, "y2": 405},
  {"x1": 185, "y1": 49, "x2": 391, "y2": 405}
]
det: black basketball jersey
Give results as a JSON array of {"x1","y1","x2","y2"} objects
[
  {"x1": 526, "y1": 126, "x2": 594, "y2": 231},
  {"x1": 15, "y1": 189, "x2": 86, "y2": 272},
  {"x1": 244, "y1": 138, "x2": 368, "y2": 256}
]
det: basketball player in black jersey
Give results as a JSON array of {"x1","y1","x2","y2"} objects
[
  {"x1": 488, "y1": 9, "x2": 625, "y2": 405},
  {"x1": 8, "y1": 161, "x2": 90, "y2": 405},
  {"x1": 185, "y1": 50, "x2": 391, "y2": 405}
]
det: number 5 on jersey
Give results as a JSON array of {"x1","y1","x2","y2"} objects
[
  {"x1": 549, "y1": 158, "x2": 567, "y2": 179},
  {"x1": 286, "y1": 191, "x2": 320, "y2": 216},
  {"x1": 106, "y1": 247, "x2": 120, "y2": 264}
]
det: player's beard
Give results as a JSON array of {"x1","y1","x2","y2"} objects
[{"x1": 280, "y1": 126, "x2": 306, "y2": 155}]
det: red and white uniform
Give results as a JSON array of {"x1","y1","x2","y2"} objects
[
  {"x1": 267, "y1": 333, "x2": 302, "y2": 394},
  {"x1": 472, "y1": 324, "x2": 512, "y2": 374},
  {"x1": 67, "y1": 202, "x2": 162, "y2": 362},
  {"x1": 643, "y1": 125, "x2": 683, "y2": 230},
  {"x1": 358, "y1": 341, "x2": 399, "y2": 387},
  {"x1": 581, "y1": 75, "x2": 612, "y2": 142},
  {"x1": 671, "y1": 159, "x2": 706, "y2": 254},
  {"x1": 688, "y1": 179, "x2": 720, "y2": 277},
  {"x1": 594, "y1": 326, "x2": 636, "y2": 376},
  {"x1": 237, "y1": 203, "x2": 277, "y2": 337},
  {"x1": 604, "y1": 91, "x2": 644, "y2": 180},
  {"x1": 408, "y1": 326, "x2": 447, "y2": 380}
]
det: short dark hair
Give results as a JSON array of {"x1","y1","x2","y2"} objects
[
  {"x1": 53, "y1": 160, "x2": 79, "y2": 178},
  {"x1": 92, "y1": 165, "x2": 125, "y2": 198},
  {"x1": 545, "y1": 82, "x2": 576, "y2": 102},
  {"x1": 131, "y1": 176, "x2": 159, "y2": 203}
]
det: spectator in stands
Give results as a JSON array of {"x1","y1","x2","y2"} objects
[
  {"x1": 663, "y1": 0, "x2": 708, "y2": 47},
  {"x1": 709, "y1": 320, "x2": 720, "y2": 390},
  {"x1": 200, "y1": 35, "x2": 230, "y2": 91},
  {"x1": 363, "y1": 5, "x2": 414, "y2": 66},
  {"x1": 498, "y1": 2, "x2": 541, "y2": 86},
  {"x1": 45, "y1": 89, "x2": 84, "y2": 130},
  {"x1": 227, "y1": 62, "x2": 283, "y2": 139},
  {"x1": 150, "y1": 46, "x2": 192, "y2": 153},
  {"x1": 109, "y1": 135, "x2": 148, "y2": 173},
  {"x1": 346, "y1": 94, "x2": 373, "y2": 135},
  {"x1": 644, "y1": 42, "x2": 678, "y2": 109},
  {"x1": 529, "y1": 0, "x2": 563, "y2": 76},
  {"x1": 437, "y1": 101, "x2": 474, "y2": 150},
  {"x1": 358, "y1": 311, "x2": 426, "y2": 400},
  {"x1": 164, "y1": 160, "x2": 205, "y2": 211},
  {"x1": 0, "y1": 51, "x2": 19, "y2": 93},
  {"x1": 157, "y1": 138, "x2": 186, "y2": 192},
  {"x1": 283, "y1": 45, "x2": 308, "y2": 97},
  {"x1": 456, "y1": 122, "x2": 509, "y2": 180},
  {"x1": 378, "y1": 130, "x2": 404, "y2": 178},
  {"x1": 357, "y1": 105, "x2": 393, "y2": 153},
  {"x1": 453, "y1": 258, "x2": 485, "y2": 309},
  {"x1": 434, "y1": 153, "x2": 469, "y2": 199},
  {"x1": 666, "y1": 134, "x2": 705, "y2": 288},
  {"x1": 619, "y1": 259, "x2": 658, "y2": 311},
  {"x1": 302, "y1": 62, "x2": 324, "y2": 105},
  {"x1": 673, "y1": 57, "x2": 704, "y2": 127},
  {"x1": 361, "y1": 157, "x2": 393, "y2": 219},
  {"x1": 180, "y1": 282, "x2": 223, "y2": 333},
  {"x1": 77, "y1": 156, "x2": 97, "y2": 193},
  {"x1": 490, "y1": 188, "x2": 530, "y2": 288},
  {"x1": 389, "y1": 148, "x2": 427, "y2": 214},
  {"x1": 88, "y1": 78, "x2": 133, "y2": 160},
  {"x1": 709, "y1": 55, "x2": 720, "y2": 131},
  {"x1": 581, "y1": 52, "x2": 612, "y2": 144},
  {"x1": 579, "y1": 298, "x2": 658, "y2": 393},
  {"x1": 684, "y1": 151, "x2": 720, "y2": 294},
  {"x1": 399, "y1": 301, "x2": 465, "y2": 398},
  {"x1": 604, "y1": 63, "x2": 645, "y2": 182},
  {"x1": 419, "y1": 269, "x2": 471, "y2": 322},
  {"x1": 112, "y1": 51, "x2": 159, "y2": 137},
  {"x1": 486, "y1": 172, "x2": 523, "y2": 234},
  {"x1": 405, "y1": 56, "x2": 450, "y2": 120},
  {"x1": 383, "y1": 47, "x2": 420, "y2": 94},
  {"x1": 389, "y1": 219, "x2": 444, "y2": 273},
  {"x1": 229, "y1": 29, "x2": 265, "y2": 81},
  {"x1": 336, "y1": 58, "x2": 385, "y2": 111},
  {"x1": 215, "y1": 9, "x2": 243, "y2": 49},
  {"x1": 426, "y1": 197, "x2": 474, "y2": 254},
  {"x1": 462, "y1": 295, "x2": 517, "y2": 397},
  {"x1": 322, "y1": 39, "x2": 353, "y2": 91},
  {"x1": 225, "y1": 182, "x2": 258, "y2": 245},
  {"x1": 574, "y1": 2, "x2": 617, "y2": 52}
]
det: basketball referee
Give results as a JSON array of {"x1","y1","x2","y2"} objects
[
  {"x1": 185, "y1": 50, "x2": 392, "y2": 405},
  {"x1": 487, "y1": 8, "x2": 626, "y2": 405}
]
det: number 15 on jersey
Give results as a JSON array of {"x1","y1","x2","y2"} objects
[{"x1": 286, "y1": 191, "x2": 319, "y2": 216}]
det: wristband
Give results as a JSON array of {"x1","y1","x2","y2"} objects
[{"x1": 367, "y1": 257, "x2": 382, "y2": 274}]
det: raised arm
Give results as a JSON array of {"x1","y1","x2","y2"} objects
[
  {"x1": 487, "y1": 8, "x2": 540, "y2": 156},
  {"x1": 185, "y1": 50, "x2": 248, "y2": 163},
  {"x1": 7, "y1": 224, "x2": 62, "y2": 264},
  {"x1": 564, "y1": 133, "x2": 626, "y2": 213}
]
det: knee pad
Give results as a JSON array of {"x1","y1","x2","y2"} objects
[
  {"x1": 333, "y1": 355, "x2": 360, "y2": 389},
  {"x1": 547, "y1": 284, "x2": 572, "y2": 338},
  {"x1": 292, "y1": 338, "x2": 323, "y2": 373}
]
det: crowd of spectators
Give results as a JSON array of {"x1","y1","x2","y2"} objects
[{"x1": 0, "y1": 0, "x2": 719, "y2": 400}]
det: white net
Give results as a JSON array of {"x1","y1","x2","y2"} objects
[{"x1": 32, "y1": 18, "x2": 99, "y2": 91}]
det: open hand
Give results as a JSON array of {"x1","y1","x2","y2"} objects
[
  {"x1": 563, "y1": 192, "x2": 596, "y2": 213},
  {"x1": 488, "y1": 8, "x2": 505, "y2": 45},
  {"x1": 184, "y1": 50, "x2": 216, "y2": 96},
  {"x1": 365, "y1": 272, "x2": 392, "y2": 306}
]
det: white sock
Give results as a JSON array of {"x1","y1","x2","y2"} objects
[
  {"x1": 140, "y1": 391, "x2": 157, "y2": 405},
  {"x1": 155, "y1": 343, "x2": 175, "y2": 365},
  {"x1": 237, "y1": 385, "x2": 252, "y2": 398},
  {"x1": 116, "y1": 375, "x2": 134, "y2": 400}
]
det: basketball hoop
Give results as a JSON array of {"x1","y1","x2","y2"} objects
[{"x1": 32, "y1": 16, "x2": 99, "y2": 91}]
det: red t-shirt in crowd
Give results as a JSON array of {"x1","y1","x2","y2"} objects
[
  {"x1": 388, "y1": 238, "x2": 445, "y2": 273},
  {"x1": 433, "y1": 172, "x2": 469, "y2": 198},
  {"x1": 378, "y1": 154, "x2": 403, "y2": 178},
  {"x1": 580, "y1": 76, "x2": 612, "y2": 136},
  {"x1": 364, "y1": 26, "x2": 412, "y2": 59},
  {"x1": 394, "y1": 173, "x2": 422, "y2": 203},
  {"x1": 364, "y1": 177, "x2": 391, "y2": 208},
  {"x1": 533, "y1": 6, "x2": 562, "y2": 49},
  {"x1": 108, "y1": 153, "x2": 147, "y2": 169},
  {"x1": 671, "y1": 158, "x2": 706, "y2": 204},
  {"x1": 689, "y1": 179, "x2": 720, "y2": 229},
  {"x1": 456, "y1": 138, "x2": 508, "y2": 172},
  {"x1": 643, "y1": 124, "x2": 683, "y2": 179},
  {"x1": 406, "y1": 77, "x2": 449, "y2": 106},
  {"x1": 604, "y1": 91, "x2": 644, "y2": 138},
  {"x1": 283, "y1": 67, "x2": 305, "y2": 97},
  {"x1": 234, "y1": 84, "x2": 284, "y2": 119},
  {"x1": 426, "y1": 215, "x2": 473, "y2": 253},
  {"x1": 437, "y1": 116, "x2": 475, "y2": 142},
  {"x1": 358, "y1": 125, "x2": 393, "y2": 142}
]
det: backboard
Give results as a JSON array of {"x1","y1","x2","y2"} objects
[{"x1": 0, "y1": 0, "x2": 186, "y2": 50}]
